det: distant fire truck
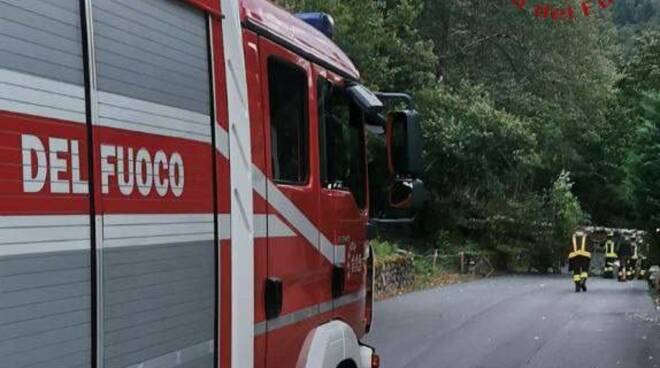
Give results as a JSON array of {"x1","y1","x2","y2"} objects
[{"x1": 0, "y1": 1, "x2": 421, "y2": 367}]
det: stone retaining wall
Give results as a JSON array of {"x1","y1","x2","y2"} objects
[{"x1": 375, "y1": 255, "x2": 415, "y2": 298}]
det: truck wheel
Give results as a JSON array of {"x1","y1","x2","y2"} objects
[{"x1": 338, "y1": 360, "x2": 358, "y2": 368}]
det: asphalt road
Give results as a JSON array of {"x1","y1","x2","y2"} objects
[{"x1": 366, "y1": 275, "x2": 660, "y2": 368}]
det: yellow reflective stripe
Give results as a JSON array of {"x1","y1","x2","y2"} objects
[
  {"x1": 580, "y1": 272, "x2": 588, "y2": 279},
  {"x1": 575, "y1": 250, "x2": 591, "y2": 258},
  {"x1": 569, "y1": 251, "x2": 591, "y2": 258},
  {"x1": 573, "y1": 275, "x2": 581, "y2": 282},
  {"x1": 572, "y1": 235, "x2": 577, "y2": 252},
  {"x1": 605, "y1": 241, "x2": 615, "y2": 254},
  {"x1": 572, "y1": 234, "x2": 588, "y2": 252},
  {"x1": 606, "y1": 253, "x2": 618, "y2": 258}
]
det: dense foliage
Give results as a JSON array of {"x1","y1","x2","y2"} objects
[
  {"x1": 613, "y1": 0, "x2": 660, "y2": 54},
  {"x1": 274, "y1": 0, "x2": 660, "y2": 264}
]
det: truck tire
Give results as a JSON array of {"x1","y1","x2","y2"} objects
[{"x1": 338, "y1": 360, "x2": 359, "y2": 368}]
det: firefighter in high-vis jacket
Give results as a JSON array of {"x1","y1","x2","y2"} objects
[
  {"x1": 603, "y1": 231, "x2": 617, "y2": 278},
  {"x1": 568, "y1": 230, "x2": 591, "y2": 292}
]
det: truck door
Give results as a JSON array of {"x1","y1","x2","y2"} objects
[
  {"x1": 316, "y1": 68, "x2": 369, "y2": 332},
  {"x1": 0, "y1": 2, "x2": 93, "y2": 367},
  {"x1": 258, "y1": 38, "x2": 325, "y2": 366},
  {"x1": 89, "y1": 1, "x2": 217, "y2": 367}
]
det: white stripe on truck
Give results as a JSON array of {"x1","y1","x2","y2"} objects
[
  {"x1": 219, "y1": 2, "x2": 256, "y2": 366},
  {"x1": 252, "y1": 166, "x2": 346, "y2": 266},
  {"x1": 125, "y1": 339, "x2": 214, "y2": 368},
  {"x1": 255, "y1": 214, "x2": 296, "y2": 238},
  {"x1": 0, "y1": 68, "x2": 86, "y2": 123},
  {"x1": 0, "y1": 215, "x2": 90, "y2": 257},
  {"x1": 254, "y1": 290, "x2": 366, "y2": 335},
  {"x1": 96, "y1": 91, "x2": 212, "y2": 143},
  {"x1": 0, "y1": 213, "x2": 297, "y2": 257},
  {"x1": 101, "y1": 213, "x2": 215, "y2": 249}
]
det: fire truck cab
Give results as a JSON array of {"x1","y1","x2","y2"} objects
[{"x1": 0, "y1": 0, "x2": 415, "y2": 367}]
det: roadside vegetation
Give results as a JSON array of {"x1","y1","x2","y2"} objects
[
  {"x1": 276, "y1": 0, "x2": 660, "y2": 269},
  {"x1": 371, "y1": 238, "x2": 479, "y2": 297}
]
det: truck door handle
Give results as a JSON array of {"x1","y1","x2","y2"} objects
[
  {"x1": 332, "y1": 266, "x2": 345, "y2": 298},
  {"x1": 265, "y1": 278, "x2": 283, "y2": 320}
]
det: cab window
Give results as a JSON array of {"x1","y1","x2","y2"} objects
[
  {"x1": 268, "y1": 57, "x2": 309, "y2": 184},
  {"x1": 318, "y1": 78, "x2": 367, "y2": 209}
]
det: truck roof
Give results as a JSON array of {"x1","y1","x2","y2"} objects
[{"x1": 240, "y1": 0, "x2": 360, "y2": 80}]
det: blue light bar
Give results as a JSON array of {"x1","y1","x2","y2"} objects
[{"x1": 295, "y1": 12, "x2": 335, "y2": 39}]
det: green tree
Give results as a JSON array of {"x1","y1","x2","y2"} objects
[
  {"x1": 541, "y1": 171, "x2": 588, "y2": 271},
  {"x1": 415, "y1": 0, "x2": 621, "y2": 225},
  {"x1": 549, "y1": 171, "x2": 588, "y2": 242},
  {"x1": 629, "y1": 93, "x2": 660, "y2": 229},
  {"x1": 272, "y1": 0, "x2": 644, "y2": 264},
  {"x1": 618, "y1": 29, "x2": 660, "y2": 101},
  {"x1": 616, "y1": 29, "x2": 660, "y2": 224},
  {"x1": 274, "y1": 0, "x2": 436, "y2": 92}
]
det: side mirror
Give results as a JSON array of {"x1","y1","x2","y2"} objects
[
  {"x1": 386, "y1": 110, "x2": 423, "y2": 177},
  {"x1": 386, "y1": 178, "x2": 426, "y2": 215},
  {"x1": 347, "y1": 84, "x2": 384, "y2": 116}
]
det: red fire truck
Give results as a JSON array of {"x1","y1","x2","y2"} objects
[{"x1": 0, "y1": 0, "x2": 420, "y2": 367}]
